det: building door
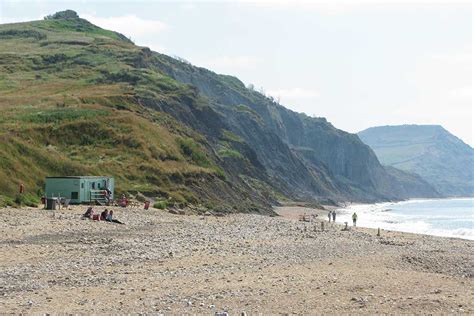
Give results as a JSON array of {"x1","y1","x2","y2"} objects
[{"x1": 80, "y1": 180, "x2": 86, "y2": 202}]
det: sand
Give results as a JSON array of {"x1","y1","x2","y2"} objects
[{"x1": 0, "y1": 204, "x2": 472, "y2": 314}]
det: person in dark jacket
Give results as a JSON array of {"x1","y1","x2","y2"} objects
[
  {"x1": 82, "y1": 207, "x2": 93, "y2": 219},
  {"x1": 100, "y1": 209, "x2": 109, "y2": 221}
]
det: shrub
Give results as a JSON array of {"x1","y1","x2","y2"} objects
[
  {"x1": 0, "y1": 195, "x2": 15, "y2": 207},
  {"x1": 18, "y1": 108, "x2": 108, "y2": 124},
  {"x1": 221, "y1": 129, "x2": 244, "y2": 143},
  {"x1": 0, "y1": 29, "x2": 46, "y2": 40},
  {"x1": 218, "y1": 148, "x2": 244, "y2": 159},
  {"x1": 98, "y1": 69, "x2": 141, "y2": 85},
  {"x1": 44, "y1": 10, "x2": 79, "y2": 20},
  {"x1": 14, "y1": 193, "x2": 38, "y2": 207},
  {"x1": 177, "y1": 138, "x2": 211, "y2": 167},
  {"x1": 212, "y1": 167, "x2": 227, "y2": 180},
  {"x1": 168, "y1": 191, "x2": 186, "y2": 206},
  {"x1": 153, "y1": 200, "x2": 168, "y2": 209}
]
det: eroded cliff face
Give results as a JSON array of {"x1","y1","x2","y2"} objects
[
  {"x1": 145, "y1": 53, "x2": 440, "y2": 202},
  {"x1": 0, "y1": 13, "x2": 440, "y2": 208}
]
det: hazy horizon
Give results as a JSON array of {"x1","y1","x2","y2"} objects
[{"x1": 1, "y1": 1, "x2": 471, "y2": 146}]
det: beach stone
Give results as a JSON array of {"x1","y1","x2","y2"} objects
[{"x1": 0, "y1": 205, "x2": 472, "y2": 314}]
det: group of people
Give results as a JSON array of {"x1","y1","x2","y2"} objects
[
  {"x1": 100, "y1": 190, "x2": 128, "y2": 207},
  {"x1": 82, "y1": 207, "x2": 124, "y2": 224},
  {"x1": 327, "y1": 210, "x2": 358, "y2": 227},
  {"x1": 103, "y1": 188, "x2": 113, "y2": 204},
  {"x1": 327, "y1": 210, "x2": 337, "y2": 222}
]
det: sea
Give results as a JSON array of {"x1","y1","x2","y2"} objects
[{"x1": 336, "y1": 198, "x2": 474, "y2": 240}]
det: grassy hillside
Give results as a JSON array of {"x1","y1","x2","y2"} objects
[
  {"x1": 359, "y1": 125, "x2": 474, "y2": 196},
  {"x1": 0, "y1": 14, "x2": 278, "y2": 211},
  {"x1": 149, "y1": 51, "x2": 439, "y2": 201},
  {"x1": 0, "y1": 11, "x2": 440, "y2": 209}
]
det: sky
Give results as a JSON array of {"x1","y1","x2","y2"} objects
[{"x1": 1, "y1": 0, "x2": 472, "y2": 146}]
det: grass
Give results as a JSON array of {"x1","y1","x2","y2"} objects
[
  {"x1": 16, "y1": 108, "x2": 109, "y2": 124},
  {"x1": 221, "y1": 129, "x2": 244, "y2": 143},
  {"x1": 218, "y1": 148, "x2": 244, "y2": 160},
  {"x1": 33, "y1": 18, "x2": 129, "y2": 42},
  {"x1": 14, "y1": 193, "x2": 39, "y2": 207},
  {"x1": 0, "y1": 14, "x2": 280, "y2": 213},
  {"x1": 153, "y1": 200, "x2": 168, "y2": 209},
  {"x1": 177, "y1": 138, "x2": 212, "y2": 168},
  {"x1": 0, "y1": 195, "x2": 16, "y2": 207}
]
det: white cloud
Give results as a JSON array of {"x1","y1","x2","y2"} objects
[
  {"x1": 199, "y1": 56, "x2": 260, "y2": 70},
  {"x1": 235, "y1": 0, "x2": 472, "y2": 16},
  {"x1": 180, "y1": 3, "x2": 197, "y2": 11},
  {"x1": 81, "y1": 14, "x2": 167, "y2": 38},
  {"x1": 237, "y1": 0, "x2": 469, "y2": 6},
  {"x1": 266, "y1": 87, "x2": 320, "y2": 100},
  {"x1": 430, "y1": 53, "x2": 472, "y2": 64},
  {"x1": 243, "y1": 0, "x2": 359, "y2": 15},
  {"x1": 449, "y1": 86, "x2": 472, "y2": 99},
  {"x1": 399, "y1": 51, "x2": 473, "y2": 145},
  {"x1": 408, "y1": 52, "x2": 471, "y2": 103}
]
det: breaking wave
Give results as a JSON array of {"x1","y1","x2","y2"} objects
[{"x1": 336, "y1": 198, "x2": 474, "y2": 240}]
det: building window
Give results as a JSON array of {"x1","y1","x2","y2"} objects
[
  {"x1": 81, "y1": 183, "x2": 84, "y2": 189},
  {"x1": 92, "y1": 182, "x2": 95, "y2": 189},
  {"x1": 71, "y1": 192, "x2": 79, "y2": 199}
]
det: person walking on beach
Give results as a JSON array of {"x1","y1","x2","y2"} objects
[
  {"x1": 332, "y1": 210, "x2": 336, "y2": 222},
  {"x1": 352, "y1": 212, "x2": 358, "y2": 227},
  {"x1": 328, "y1": 211, "x2": 332, "y2": 223}
]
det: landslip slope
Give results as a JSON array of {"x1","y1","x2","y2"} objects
[{"x1": 0, "y1": 11, "x2": 439, "y2": 209}]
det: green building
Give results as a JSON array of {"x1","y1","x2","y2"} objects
[{"x1": 45, "y1": 176, "x2": 114, "y2": 204}]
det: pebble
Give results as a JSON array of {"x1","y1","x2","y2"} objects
[{"x1": 0, "y1": 206, "x2": 471, "y2": 314}]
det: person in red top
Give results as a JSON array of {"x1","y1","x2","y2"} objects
[{"x1": 120, "y1": 194, "x2": 128, "y2": 207}]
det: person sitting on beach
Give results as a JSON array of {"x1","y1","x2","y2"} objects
[
  {"x1": 119, "y1": 194, "x2": 128, "y2": 207},
  {"x1": 82, "y1": 207, "x2": 94, "y2": 219},
  {"x1": 106, "y1": 210, "x2": 124, "y2": 224},
  {"x1": 332, "y1": 210, "x2": 336, "y2": 222},
  {"x1": 100, "y1": 209, "x2": 109, "y2": 221},
  {"x1": 103, "y1": 189, "x2": 111, "y2": 205},
  {"x1": 352, "y1": 212, "x2": 358, "y2": 227},
  {"x1": 328, "y1": 211, "x2": 332, "y2": 223}
]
